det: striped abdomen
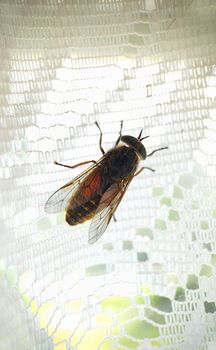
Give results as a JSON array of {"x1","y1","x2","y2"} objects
[
  {"x1": 66, "y1": 191, "x2": 103, "y2": 225},
  {"x1": 65, "y1": 166, "x2": 109, "y2": 226}
]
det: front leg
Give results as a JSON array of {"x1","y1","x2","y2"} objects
[
  {"x1": 95, "y1": 121, "x2": 106, "y2": 155},
  {"x1": 134, "y1": 166, "x2": 155, "y2": 177}
]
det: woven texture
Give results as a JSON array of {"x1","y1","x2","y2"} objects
[{"x1": 1, "y1": 1, "x2": 216, "y2": 349}]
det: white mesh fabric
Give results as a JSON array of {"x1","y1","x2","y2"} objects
[{"x1": 1, "y1": 1, "x2": 216, "y2": 350}]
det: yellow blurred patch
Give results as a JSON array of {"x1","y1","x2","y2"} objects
[
  {"x1": 77, "y1": 329, "x2": 107, "y2": 350},
  {"x1": 96, "y1": 314, "x2": 113, "y2": 326},
  {"x1": 141, "y1": 284, "x2": 151, "y2": 294},
  {"x1": 53, "y1": 329, "x2": 74, "y2": 345},
  {"x1": 65, "y1": 299, "x2": 84, "y2": 312},
  {"x1": 54, "y1": 343, "x2": 67, "y2": 350},
  {"x1": 30, "y1": 299, "x2": 38, "y2": 315},
  {"x1": 100, "y1": 339, "x2": 112, "y2": 350},
  {"x1": 70, "y1": 327, "x2": 86, "y2": 347},
  {"x1": 37, "y1": 301, "x2": 56, "y2": 329}
]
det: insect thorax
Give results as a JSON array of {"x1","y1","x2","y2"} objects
[{"x1": 107, "y1": 146, "x2": 138, "y2": 181}]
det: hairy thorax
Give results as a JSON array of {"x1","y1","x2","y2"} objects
[{"x1": 107, "y1": 146, "x2": 139, "y2": 181}]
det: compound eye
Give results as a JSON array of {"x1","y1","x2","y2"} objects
[{"x1": 139, "y1": 144, "x2": 147, "y2": 160}]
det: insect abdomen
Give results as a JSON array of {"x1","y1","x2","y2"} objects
[{"x1": 65, "y1": 192, "x2": 102, "y2": 226}]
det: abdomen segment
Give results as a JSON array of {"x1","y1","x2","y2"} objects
[{"x1": 65, "y1": 192, "x2": 102, "y2": 225}]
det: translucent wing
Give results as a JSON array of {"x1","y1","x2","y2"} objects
[
  {"x1": 44, "y1": 160, "x2": 103, "y2": 214},
  {"x1": 88, "y1": 177, "x2": 133, "y2": 244}
]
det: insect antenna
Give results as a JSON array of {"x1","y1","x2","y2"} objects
[
  {"x1": 147, "y1": 146, "x2": 168, "y2": 157},
  {"x1": 137, "y1": 129, "x2": 143, "y2": 139},
  {"x1": 138, "y1": 129, "x2": 149, "y2": 141},
  {"x1": 140, "y1": 135, "x2": 149, "y2": 141}
]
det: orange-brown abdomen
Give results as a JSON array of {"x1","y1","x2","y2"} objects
[
  {"x1": 65, "y1": 167, "x2": 106, "y2": 225},
  {"x1": 66, "y1": 192, "x2": 102, "y2": 225}
]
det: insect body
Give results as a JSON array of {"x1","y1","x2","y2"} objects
[{"x1": 45, "y1": 122, "x2": 168, "y2": 244}]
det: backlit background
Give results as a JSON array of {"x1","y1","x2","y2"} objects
[{"x1": 0, "y1": 1, "x2": 216, "y2": 349}]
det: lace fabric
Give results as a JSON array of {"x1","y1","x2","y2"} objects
[{"x1": 0, "y1": 1, "x2": 216, "y2": 349}]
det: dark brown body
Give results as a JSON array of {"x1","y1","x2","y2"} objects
[
  {"x1": 45, "y1": 121, "x2": 168, "y2": 244},
  {"x1": 65, "y1": 146, "x2": 139, "y2": 226}
]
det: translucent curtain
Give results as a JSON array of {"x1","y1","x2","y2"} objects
[{"x1": 0, "y1": 1, "x2": 216, "y2": 349}]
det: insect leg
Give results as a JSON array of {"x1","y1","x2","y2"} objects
[
  {"x1": 134, "y1": 166, "x2": 155, "y2": 177},
  {"x1": 54, "y1": 160, "x2": 97, "y2": 169},
  {"x1": 95, "y1": 121, "x2": 105, "y2": 155},
  {"x1": 147, "y1": 146, "x2": 168, "y2": 157},
  {"x1": 115, "y1": 120, "x2": 123, "y2": 146}
]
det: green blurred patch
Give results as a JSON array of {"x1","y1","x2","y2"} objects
[
  {"x1": 118, "y1": 307, "x2": 138, "y2": 324},
  {"x1": 172, "y1": 186, "x2": 183, "y2": 199},
  {"x1": 119, "y1": 337, "x2": 139, "y2": 348},
  {"x1": 101, "y1": 296, "x2": 131, "y2": 313},
  {"x1": 123, "y1": 45, "x2": 137, "y2": 56},
  {"x1": 204, "y1": 301, "x2": 216, "y2": 314},
  {"x1": 150, "y1": 295, "x2": 172, "y2": 313},
  {"x1": 125, "y1": 320, "x2": 159, "y2": 339},
  {"x1": 136, "y1": 228, "x2": 153, "y2": 239},
  {"x1": 160, "y1": 197, "x2": 172, "y2": 206},
  {"x1": 174, "y1": 287, "x2": 185, "y2": 302},
  {"x1": 144, "y1": 307, "x2": 166, "y2": 324},
  {"x1": 134, "y1": 23, "x2": 150, "y2": 34},
  {"x1": 167, "y1": 274, "x2": 178, "y2": 284},
  {"x1": 137, "y1": 252, "x2": 148, "y2": 262},
  {"x1": 111, "y1": 326, "x2": 120, "y2": 335},
  {"x1": 186, "y1": 274, "x2": 199, "y2": 290},
  {"x1": 168, "y1": 210, "x2": 180, "y2": 221},
  {"x1": 128, "y1": 34, "x2": 144, "y2": 45},
  {"x1": 163, "y1": 335, "x2": 184, "y2": 346},
  {"x1": 103, "y1": 243, "x2": 113, "y2": 251},
  {"x1": 151, "y1": 340, "x2": 162, "y2": 347},
  {"x1": 123, "y1": 240, "x2": 133, "y2": 250},
  {"x1": 200, "y1": 264, "x2": 212, "y2": 277},
  {"x1": 200, "y1": 221, "x2": 209, "y2": 230},
  {"x1": 152, "y1": 187, "x2": 163, "y2": 197},
  {"x1": 203, "y1": 243, "x2": 212, "y2": 251},
  {"x1": 135, "y1": 295, "x2": 145, "y2": 305},
  {"x1": 22, "y1": 292, "x2": 31, "y2": 306},
  {"x1": 154, "y1": 219, "x2": 167, "y2": 230},
  {"x1": 86, "y1": 264, "x2": 107, "y2": 276},
  {"x1": 211, "y1": 254, "x2": 216, "y2": 266}
]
